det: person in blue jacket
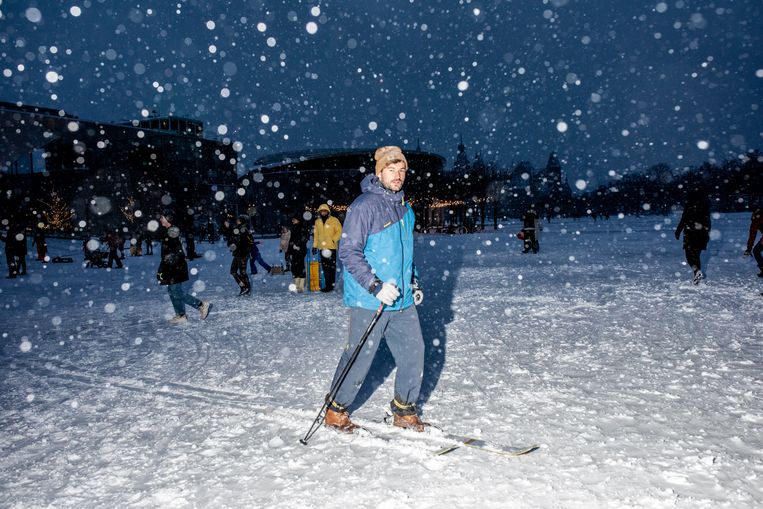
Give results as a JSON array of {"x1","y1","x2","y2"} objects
[{"x1": 324, "y1": 146, "x2": 426, "y2": 433}]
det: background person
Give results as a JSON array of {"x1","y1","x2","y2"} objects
[
  {"x1": 675, "y1": 188, "x2": 711, "y2": 284},
  {"x1": 286, "y1": 215, "x2": 308, "y2": 292},
  {"x1": 521, "y1": 204, "x2": 540, "y2": 254},
  {"x1": 157, "y1": 210, "x2": 211, "y2": 324},
  {"x1": 312, "y1": 203, "x2": 342, "y2": 292},
  {"x1": 228, "y1": 215, "x2": 254, "y2": 296},
  {"x1": 743, "y1": 208, "x2": 763, "y2": 277}
]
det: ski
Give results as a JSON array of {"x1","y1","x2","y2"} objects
[
  {"x1": 431, "y1": 433, "x2": 539, "y2": 457},
  {"x1": 346, "y1": 416, "x2": 540, "y2": 457}
]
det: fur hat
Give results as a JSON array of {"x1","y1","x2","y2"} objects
[
  {"x1": 317, "y1": 203, "x2": 330, "y2": 213},
  {"x1": 374, "y1": 146, "x2": 408, "y2": 174}
]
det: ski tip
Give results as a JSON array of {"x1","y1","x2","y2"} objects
[{"x1": 505, "y1": 444, "x2": 541, "y2": 456}]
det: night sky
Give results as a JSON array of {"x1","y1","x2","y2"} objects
[{"x1": 2, "y1": 0, "x2": 761, "y2": 186}]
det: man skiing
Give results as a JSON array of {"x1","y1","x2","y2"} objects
[
  {"x1": 312, "y1": 203, "x2": 342, "y2": 292},
  {"x1": 157, "y1": 210, "x2": 211, "y2": 324},
  {"x1": 743, "y1": 208, "x2": 763, "y2": 277},
  {"x1": 324, "y1": 145, "x2": 427, "y2": 433}
]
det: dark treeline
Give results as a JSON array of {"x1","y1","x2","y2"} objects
[{"x1": 413, "y1": 149, "x2": 762, "y2": 231}]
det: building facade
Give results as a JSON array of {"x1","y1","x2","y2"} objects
[
  {"x1": 1, "y1": 101, "x2": 238, "y2": 234},
  {"x1": 238, "y1": 148, "x2": 446, "y2": 234}
]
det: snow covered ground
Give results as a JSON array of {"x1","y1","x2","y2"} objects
[{"x1": 1, "y1": 212, "x2": 761, "y2": 509}]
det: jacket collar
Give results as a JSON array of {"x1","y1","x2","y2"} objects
[{"x1": 360, "y1": 174, "x2": 405, "y2": 203}]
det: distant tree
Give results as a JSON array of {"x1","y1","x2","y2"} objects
[
  {"x1": 121, "y1": 196, "x2": 138, "y2": 225},
  {"x1": 39, "y1": 190, "x2": 75, "y2": 231},
  {"x1": 452, "y1": 135, "x2": 470, "y2": 175}
]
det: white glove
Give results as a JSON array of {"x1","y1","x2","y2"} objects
[
  {"x1": 412, "y1": 277, "x2": 423, "y2": 306},
  {"x1": 413, "y1": 288, "x2": 424, "y2": 306},
  {"x1": 375, "y1": 283, "x2": 400, "y2": 306}
]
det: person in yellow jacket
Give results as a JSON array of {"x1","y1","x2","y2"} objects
[{"x1": 313, "y1": 203, "x2": 342, "y2": 292}]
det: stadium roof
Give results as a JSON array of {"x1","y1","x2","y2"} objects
[{"x1": 249, "y1": 147, "x2": 445, "y2": 173}]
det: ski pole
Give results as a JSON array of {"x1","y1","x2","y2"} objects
[{"x1": 300, "y1": 302, "x2": 385, "y2": 445}]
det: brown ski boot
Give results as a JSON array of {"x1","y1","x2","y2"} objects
[
  {"x1": 390, "y1": 398, "x2": 429, "y2": 432},
  {"x1": 392, "y1": 413, "x2": 429, "y2": 432},
  {"x1": 324, "y1": 408, "x2": 359, "y2": 433}
]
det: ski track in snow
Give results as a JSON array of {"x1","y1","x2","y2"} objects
[{"x1": 1, "y1": 213, "x2": 761, "y2": 508}]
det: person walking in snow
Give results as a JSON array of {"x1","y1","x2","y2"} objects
[
  {"x1": 521, "y1": 204, "x2": 540, "y2": 254},
  {"x1": 249, "y1": 237, "x2": 272, "y2": 275},
  {"x1": 32, "y1": 225, "x2": 47, "y2": 262},
  {"x1": 2, "y1": 220, "x2": 25, "y2": 277},
  {"x1": 312, "y1": 203, "x2": 342, "y2": 292},
  {"x1": 286, "y1": 214, "x2": 308, "y2": 292},
  {"x1": 118, "y1": 231, "x2": 126, "y2": 260},
  {"x1": 743, "y1": 208, "x2": 763, "y2": 277},
  {"x1": 13, "y1": 223, "x2": 28, "y2": 275},
  {"x1": 206, "y1": 218, "x2": 216, "y2": 244},
  {"x1": 246, "y1": 221, "x2": 272, "y2": 276},
  {"x1": 279, "y1": 224, "x2": 291, "y2": 272},
  {"x1": 1, "y1": 228, "x2": 16, "y2": 278},
  {"x1": 104, "y1": 229, "x2": 123, "y2": 269},
  {"x1": 324, "y1": 145, "x2": 427, "y2": 433},
  {"x1": 144, "y1": 228, "x2": 154, "y2": 255},
  {"x1": 131, "y1": 230, "x2": 143, "y2": 256},
  {"x1": 675, "y1": 188, "x2": 711, "y2": 284},
  {"x1": 157, "y1": 210, "x2": 211, "y2": 324},
  {"x1": 228, "y1": 214, "x2": 254, "y2": 296}
]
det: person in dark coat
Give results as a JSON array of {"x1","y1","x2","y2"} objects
[
  {"x1": 521, "y1": 205, "x2": 540, "y2": 254},
  {"x1": 157, "y1": 210, "x2": 211, "y2": 324},
  {"x1": 131, "y1": 230, "x2": 143, "y2": 256},
  {"x1": 246, "y1": 220, "x2": 272, "y2": 275},
  {"x1": 1, "y1": 229, "x2": 16, "y2": 278},
  {"x1": 743, "y1": 208, "x2": 763, "y2": 277},
  {"x1": 13, "y1": 223, "x2": 28, "y2": 275},
  {"x1": 185, "y1": 230, "x2": 199, "y2": 260},
  {"x1": 2, "y1": 221, "x2": 23, "y2": 278},
  {"x1": 118, "y1": 231, "x2": 126, "y2": 259},
  {"x1": 221, "y1": 213, "x2": 235, "y2": 244},
  {"x1": 286, "y1": 214, "x2": 308, "y2": 292},
  {"x1": 228, "y1": 214, "x2": 254, "y2": 296},
  {"x1": 206, "y1": 218, "x2": 216, "y2": 244},
  {"x1": 104, "y1": 229, "x2": 123, "y2": 269},
  {"x1": 32, "y1": 225, "x2": 47, "y2": 261},
  {"x1": 675, "y1": 188, "x2": 711, "y2": 284},
  {"x1": 144, "y1": 228, "x2": 154, "y2": 255},
  {"x1": 279, "y1": 224, "x2": 291, "y2": 271}
]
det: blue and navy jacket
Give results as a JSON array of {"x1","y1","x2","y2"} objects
[{"x1": 339, "y1": 174, "x2": 417, "y2": 311}]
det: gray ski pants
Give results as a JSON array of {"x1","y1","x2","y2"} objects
[{"x1": 330, "y1": 305, "x2": 425, "y2": 409}]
